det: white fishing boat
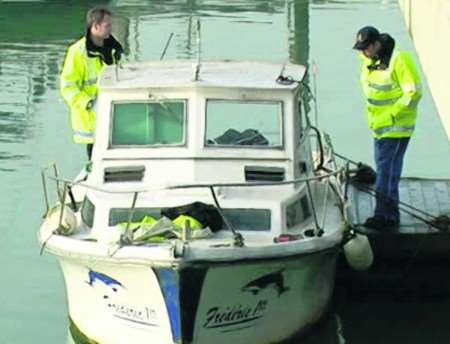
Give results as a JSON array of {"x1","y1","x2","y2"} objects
[{"x1": 38, "y1": 59, "x2": 362, "y2": 343}]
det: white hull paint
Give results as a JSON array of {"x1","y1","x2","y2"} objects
[{"x1": 60, "y1": 248, "x2": 338, "y2": 344}]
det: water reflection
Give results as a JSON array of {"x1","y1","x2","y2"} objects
[
  {"x1": 114, "y1": 0, "x2": 301, "y2": 61},
  {"x1": 310, "y1": 0, "x2": 398, "y2": 10},
  {"x1": 0, "y1": 1, "x2": 107, "y2": 171},
  {"x1": 0, "y1": 0, "x2": 308, "y2": 166},
  {"x1": 0, "y1": 0, "x2": 449, "y2": 343}
]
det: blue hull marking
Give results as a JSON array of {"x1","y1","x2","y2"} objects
[{"x1": 154, "y1": 268, "x2": 181, "y2": 342}]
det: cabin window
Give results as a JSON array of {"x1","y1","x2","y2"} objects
[
  {"x1": 286, "y1": 195, "x2": 311, "y2": 228},
  {"x1": 221, "y1": 208, "x2": 271, "y2": 231},
  {"x1": 110, "y1": 100, "x2": 186, "y2": 146},
  {"x1": 205, "y1": 100, "x2": 282, "y2": 147},
  {"x1": 109, "y1": 208, "x2": 271, "y2": 231},
  {"x1": 81, "y1": 197, "x2": 96, "y2": 228}
]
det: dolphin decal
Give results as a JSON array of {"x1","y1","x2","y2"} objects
[
  {"x1": 86, "y1": 270, "x2": 124, "y2": 292},
  {"x1": 241, "y1": 269, "x2": 289, "y2": 297}
]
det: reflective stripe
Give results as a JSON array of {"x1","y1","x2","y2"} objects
[
  {"x1": 62, "y1": 78, "x2": 97, "y2": 88},
  {"x1": 368, "y1": 82, "x2": 393, "y2": 91},
  {"x1": 74, "y1": 130, "x2": 94, "y2": 138},
  {"x1": 61, "y1": 80, "x2": 78, "y2": 88},
  {"x1": 373, "y1": 125, "x2": 415, "y2": 135},
  {"x1": 367, "y1": 97, "x2": 401, "y2": 106},
  {"x1": 398, "y1": 96, "x2": 420, "y2": 108},
  {"x1": 402, "y1": 83, "x2": 422, "y2": 92},
  {"x1": 84, "y1": 78, "x2": 97, "y2": 86},
  {"x1": 63, "y1": 89, "x2": 80, "y2": 100}
]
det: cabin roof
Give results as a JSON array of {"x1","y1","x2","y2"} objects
[{"x1": 100, "y1": 60, "x2": 307, "y2": 91}]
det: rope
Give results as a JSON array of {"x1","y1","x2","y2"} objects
[
  {"x1": 353, "y1": 182, "x2": 447, "y2": 231},
  {"x1": 335, "y1": 151, "x2": 449, "y2": 231},
  {"x1": 334, "y1": 151, "x2": 450, "y2": 286}
]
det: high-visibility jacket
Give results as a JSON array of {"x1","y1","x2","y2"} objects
[
  {"x1": 60, "y1": 35, "x2": 122, "y2": 143},
  {"x1": 360, "y1": 50, "x2": 422, "y2": 139}
]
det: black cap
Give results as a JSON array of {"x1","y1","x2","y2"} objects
[{"x1": 353, "y1": 26, "x2": 380, "y2": 50}]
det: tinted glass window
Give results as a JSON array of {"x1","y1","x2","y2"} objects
[
  {"x1": 111, "y1": 101, "x2": 185, "y2": 146},
  {"x1": 286, "y1": 195, "x2": 311, "y2": 228},
  {"x1": 81, "y1": 197, "x2": 95, "y2": 228},
  {"x1": 206, "y1": 100, "x2": 282, "y2": 147}
]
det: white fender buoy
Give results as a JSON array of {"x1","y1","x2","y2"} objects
[
  {"x1": 343, "y1": 231, "x2": 374, "y2": 271},
  {"x1": 44, "y1": 204, "x2": 77, "y2": 236}
]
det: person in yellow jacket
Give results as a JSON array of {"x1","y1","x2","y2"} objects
[
  {"x1": 60, "y1": 6, "x2": 123, "y2": 159},
  {"x1": 353, "y1": 26, "x2": 422, "y2": 230}
]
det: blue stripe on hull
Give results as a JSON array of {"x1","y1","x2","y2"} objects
[{"x1": 154, "y1": 268, "x2": 182, "y2": 343}]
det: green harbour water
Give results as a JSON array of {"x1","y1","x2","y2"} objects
[{"x1": 0, "y1": 0, "x2": 449, "y2": 343}]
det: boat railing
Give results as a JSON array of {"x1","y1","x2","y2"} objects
[{"x1": 41, "y1": 163, "x2": 347, "y2": 250}]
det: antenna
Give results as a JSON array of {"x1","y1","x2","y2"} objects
[
  {"x1": 278, "y1": 61, "x2": 287, "y2": 77},
  {"x1": 276, "y1": 60, "x2": 295, "y2": 85},
  {"x1": 160, "y1": 32, "x2": 174, "y2": 60},
  {"x1": 114, "y1": 61, "x2": 124, "y2": 82},
  {"x1": 193, "y1": 18, "x2": 201, "y2": 81},
  {"x1": 311, "y1": 60, "x2": 319, "y2": 126}
]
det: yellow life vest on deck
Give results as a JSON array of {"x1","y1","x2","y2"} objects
[
  {"x1": 117, "y1": 215, "x2": 157, "y2": 231},
  {"x1": 173, "y1": 215, "x2": 203, "y2": 230},
  {"x1": 117, "y1": 214, "x2": 203, "y2": 243}
]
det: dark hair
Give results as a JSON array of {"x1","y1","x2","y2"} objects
[
  {"x1": 377, "y1": 33, "x2": 395, "y2": 68},
  {"x1": 86, "y1": 6, "x2": 112, "y2": 30}
]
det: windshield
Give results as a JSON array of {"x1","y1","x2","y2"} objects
[
  {"x1": 109, "y1": 207, "x2": 270, "y2": 231},
  {"x1": 81, "y1": 197, "x2": 95, "y2": 228},
  {"x1": 205, "y1": 100, "x2": 283, "y2": 147},
  {"x1": 111, "y1": 100, "x2": 186, "y2": 146}
]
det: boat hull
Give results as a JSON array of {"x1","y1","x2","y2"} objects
[{"x1": 60, "y1": 248, "x2": 338, "y2": 344}]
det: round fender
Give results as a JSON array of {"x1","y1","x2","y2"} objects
[
  {"x1": 44, "y1": 204, "x2": 77, "y2": 236},
  {"x1": 344, "y1": 232, "x2": 374, "y2": 271}
]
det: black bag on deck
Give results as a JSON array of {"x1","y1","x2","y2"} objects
[{"x1": 161, "y1": 202, "x2": 223, "y2": 232}]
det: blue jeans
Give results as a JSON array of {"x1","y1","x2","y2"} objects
[{"x1": 374, "y1": 137, "x2": 410, "y2": 222}]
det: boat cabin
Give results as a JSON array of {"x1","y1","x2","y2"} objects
[{"x1": 80, "y1": 60, "x2": 322, "y2": 242}]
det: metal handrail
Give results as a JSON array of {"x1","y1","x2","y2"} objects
[
  {"x1": 320, "y1": 178, "x2": 332, "y2": 231},
  {"x1": 41, "y1": 162, "x2": 59, "y2": 214},
  {"x1": 40, "y1": 164, "x2": 346, "y2": 253},
  {"x1": 41, "y1": 166, "x2": 345, "y2": 195}
]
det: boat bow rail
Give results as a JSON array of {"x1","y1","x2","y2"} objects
[{"x1": 39, "y1": 163, "x2": 347, "y2": 257}]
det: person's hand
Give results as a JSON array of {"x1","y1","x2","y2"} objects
[{"x1": 86, "y1": 98, "x2": 97, "y2": 110}]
